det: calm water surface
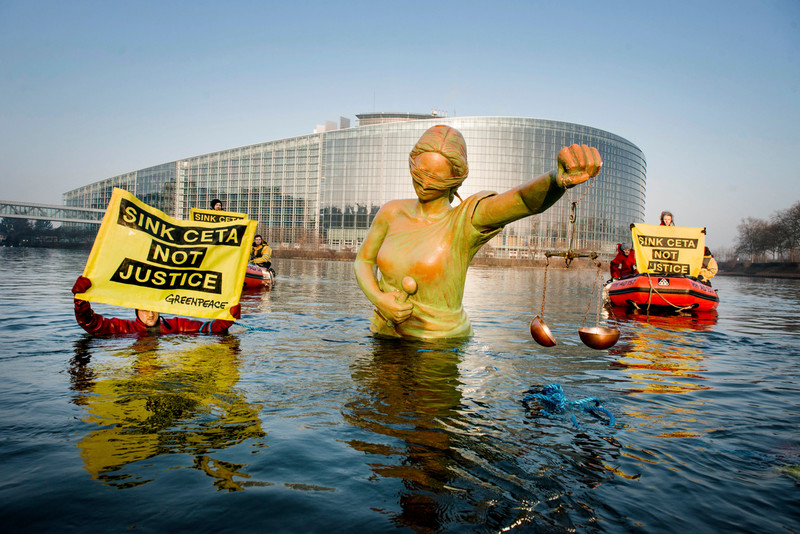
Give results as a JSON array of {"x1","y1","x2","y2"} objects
[{"x1": 1, "y1": 248, "x2": 798, "y2": 533}]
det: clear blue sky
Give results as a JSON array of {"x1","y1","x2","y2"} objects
[{"x1": 2, "y1": 0, "x2": 798, "y2": 249}]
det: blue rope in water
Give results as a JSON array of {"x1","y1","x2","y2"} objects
[
  {"x1": 522, "y1": 383, "x2": 614, "y2": 427},
  {"x1": 416, "y1": 348, "x2": 461, "y2": 353},
  {"x1": 231, "y1": 321, "x2": 274, "y2": 332}
]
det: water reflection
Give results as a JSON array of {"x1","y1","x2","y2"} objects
[
  {"x1": 608, "y1": 310, "x2": 717, "y2": 392},
  {"x1": 607, "y1": 310, "x2": 718, "y2": 438},
  {"x1": 69, "y1": 335, "x2": 265, "y2": 490},
  {"x1": 342, "y1": 337, "x2": 626, "y2": 532},
  {"x1": 343, "y1": 338, "x2": 467, "y2": 531},
  {"x1": 2, "y1": 251, "x2": 796, "y2": 532}
]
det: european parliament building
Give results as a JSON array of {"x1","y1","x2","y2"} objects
[{"x1": 63, "y1": 112, "x2": 646, "y2": 259}]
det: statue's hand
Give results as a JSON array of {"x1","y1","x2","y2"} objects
[
  {"x1": 556, "y1": 144, "x2": 602, "y2": 188},
  {"x1": 376, "y1": 290, "x2": 413, "y2": 326}
]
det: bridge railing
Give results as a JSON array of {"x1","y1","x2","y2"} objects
[{"x1": 0, "y1": 201, "x2": 105, "y2": 225}]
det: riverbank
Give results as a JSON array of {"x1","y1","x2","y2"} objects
[
  {"x1": 272, "y1": 249, "x2": 800, "y2": 278},
  {"x1": 272, "y1": 248, "x2": 602, "y2": 269},
  {"x1": 10, "y1": 244, "x2": 800, "y2": 278},
  {"x1": 274, "y1": 251, "x2": 800, "y2": 278},
  {"x1": 717, "y1": 260, "x2": 800, "y2": 279}
]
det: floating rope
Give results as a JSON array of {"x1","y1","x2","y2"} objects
[
  {"x1": 522, "y1": 383, "x2": 614, "y2": 427},
  {"x1": 231, "y1": 321, "x2": 274, "y2": 332},
  {"x1": 417, "y1": 347, "x2": 461, "y2": 353}
]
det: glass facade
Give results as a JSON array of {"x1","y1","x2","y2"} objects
[{"x1": 64, "y1": 114, "x2": 646, "y2": 259}]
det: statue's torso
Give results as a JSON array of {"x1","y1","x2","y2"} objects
[{"x1": 371, "y1": 193, "x2": 500, "y2": 339}]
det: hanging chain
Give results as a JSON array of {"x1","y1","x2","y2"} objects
[
  {"x1": 558, "y1": 173, "x2": 601, "y2": 266},
  {"x1": 565, "y1": 173, "x2": 601, "y2": 207},
  {"x1": 563, "y1": 174, "x2": 598, "y2": 236},
  {"x1": 541, "y1": 255, "x2": 550, "y2": 317},
  {"x1": 595, "y1": 263, "x2": 603, "y2": 328},
  {"x1": 581, "y1": 258, "x2": 603, "y2": 328}
]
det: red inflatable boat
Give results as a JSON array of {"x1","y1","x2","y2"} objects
[
  {"x1": 243, "y1": 263, "x2": 274, "y2": 290},
  {"x1": 605, "y1": 274, "x2": 719, "y2": 312}
]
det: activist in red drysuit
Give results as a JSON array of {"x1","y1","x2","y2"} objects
[
  {"x1": 72, "y1": 275, "x2": 239, "y2": 336},
  {"x1": 609, "y1": 243, "x2": 637, "y2": 279}
]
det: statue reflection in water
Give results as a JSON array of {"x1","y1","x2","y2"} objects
[
  {"x1": 69, "y1": 335, "x2": 265, "y2": 491},
  {"x1": 343, "y1": 339, "x2": 621, "y2": 531},
  {"x1": 343, "y1": 339, "x2": 468, "y2": 531}
]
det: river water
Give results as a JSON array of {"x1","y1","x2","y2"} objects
[{"x1": 1, "y1": 248, "x2": 798, "y2": 533}]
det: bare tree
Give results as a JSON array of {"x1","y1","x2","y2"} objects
[
  {"x1": 735, "y1": 201, "x2": 800, "y2": 262},
  {"x1": 736, "y1": 217, "x2": 771, "y2": 261},
  {"x1": 774, "y1": 201, "x2": 800, "y2": 261}
]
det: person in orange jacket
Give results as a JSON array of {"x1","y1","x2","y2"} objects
[{"x1": 697, "y1": 247, "x2": 718, "y2": 285}]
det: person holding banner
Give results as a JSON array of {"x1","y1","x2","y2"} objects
[
  {"x1": 79, "y1": 188, "x2": 254, "y2": 327},
  {"x1": 72, "y1": 275, "x2": 240, "y2": 336},
  {"x1": 660, "y1": 211, "x2": 675, "y2": 226},
  {"x1": 211, "y1": 199, "x2": 223, "y2": 211}
]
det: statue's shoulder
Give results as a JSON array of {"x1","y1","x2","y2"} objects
[{"x1": 378, "y1": 198, "x2": 415, "y2": 217}]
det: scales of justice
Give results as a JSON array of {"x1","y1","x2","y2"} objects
[
  {"x1": 354, "y1": 124, "x2": 619, "y2": 349},
  {"x1": 530, "y1": 198, "x2": 620, "y2": 350}
]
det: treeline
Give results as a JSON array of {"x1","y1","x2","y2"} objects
[
  {"x1": 0, "y1": 218, "x2": 98, "y2": 247},
  {"x1": 734, "y1": 201, "x2": 800, "y2": 262}
]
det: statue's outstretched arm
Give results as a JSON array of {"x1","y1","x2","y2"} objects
[{"x1": 473, "y1": 144, "x2": 602, "y2": 230}]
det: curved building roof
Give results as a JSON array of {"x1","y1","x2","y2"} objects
[{"x1": 64, "y1": 113, "x2": 645, "y2": 259}]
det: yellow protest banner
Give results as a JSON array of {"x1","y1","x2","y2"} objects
[
  {"x1": 77, "y1": 188, "x2": 256, "y2": 320},
  {"x1": 189, "y1": 207, "x2": 249, "y2": 224},
  {"x1": 631, "y1": 223, "x2": 706, "y2": 277}
]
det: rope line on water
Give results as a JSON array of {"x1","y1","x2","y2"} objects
[
  {"x1": 231, "y1": 321, "x2": 274, "y2": 332},
  {"x1": 643, "y1": 272, "x2": 696, "y2": 313},
  {"x1": 522, "y1": 383, "x2": 615, "y2": 428}
]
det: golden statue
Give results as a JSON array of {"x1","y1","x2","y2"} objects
[{"x1": 354, "y1": 124, "x2": 602, "y2": 339}]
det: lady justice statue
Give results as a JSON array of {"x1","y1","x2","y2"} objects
[{"x1": 354, "y1": 124, "x2": 602, "y2": 339}]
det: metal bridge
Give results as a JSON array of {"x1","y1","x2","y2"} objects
[{"x1": 0, "y1": 200, "x2": 105, "y2": 225}]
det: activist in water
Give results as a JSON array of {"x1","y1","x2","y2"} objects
[{"x1": 72, "y1": 276, "x2": 240, "y2": 335}]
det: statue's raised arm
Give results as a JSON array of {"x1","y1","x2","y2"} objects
[{"x1": 472, "y1": 144, "x2": 602, "y2": 232}]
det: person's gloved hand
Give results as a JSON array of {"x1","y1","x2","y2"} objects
[
  {"x1": 72, "y1": 276, "x2": 92, "y2": 295},
  {"x1": 230, "y1": 304, "x2": 241, "y2": 320}
]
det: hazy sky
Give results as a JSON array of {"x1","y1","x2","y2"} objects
[{"x1": 1, "y1": 0, "x2": 798, "y2": 249}]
